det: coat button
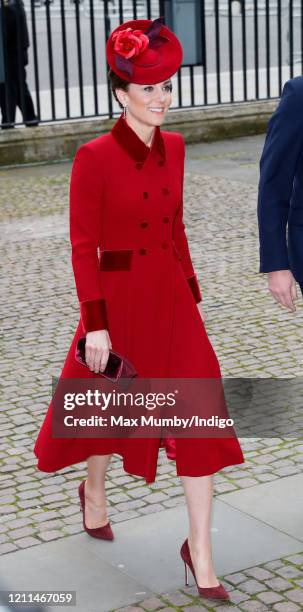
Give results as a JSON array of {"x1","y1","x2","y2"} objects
[
  {"x1": 140, "y1": 221, "x2": 148, "y2": 228},
  {"x1": 136, "y1": 162, "x2": 143, "y2": 170},
  {"x1": 163, "y1": 216, "x2": 169, "y2": 223},
  {"x1": 158, "y1": 160, "x2": 165, "y2": 167},
  {"x1": 139, "y1": 248, "x2": 147, "y2": 255},
  {"x1": 143, "y1": 191, "x2": 149, "y2": 199},
  {"x1": 162, "y1": 187, "x2": 170, "y2": 196},
  {"x1": 161, "y1": 242, "x2": 169, "y2": 250}
]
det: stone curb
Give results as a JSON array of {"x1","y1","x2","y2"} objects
[{"x1": 0, "y1": 100, "x2": 278, "y2": 167}]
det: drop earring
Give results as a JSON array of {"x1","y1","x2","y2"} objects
[{"x1": 123, "y1": 104, "x2": 127, "y2": 120}]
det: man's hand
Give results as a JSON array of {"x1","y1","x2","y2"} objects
[
  {"x1": 268, "y1": 270, "x2": 297, "y2": 312},
  {"x1": 85, "y1": 329, "x2": 112, "y2": 373}
]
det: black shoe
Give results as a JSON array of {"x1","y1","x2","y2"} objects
[{"x1": 25, "y1": 119, "x2": 39, "y2": 127}]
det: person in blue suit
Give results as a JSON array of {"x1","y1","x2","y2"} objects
[{"x1": 257, "y1": 76, "x2": 303, "y2": 312}]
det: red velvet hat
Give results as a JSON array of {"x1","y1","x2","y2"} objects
[{"x1": 106, "y1": 17, "x2": 183, "y2": 84}]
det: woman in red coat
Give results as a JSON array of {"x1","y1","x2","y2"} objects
[{"x1": 33, "y1": 17, "x2": 244, "y2": 602}]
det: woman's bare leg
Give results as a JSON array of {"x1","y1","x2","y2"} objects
[
  {"x1": 180, "y1": 474, "x2": 219, "y2": 587},
  {"x1": 84, "y1": 454, "x2": 113, "y2": 529}
]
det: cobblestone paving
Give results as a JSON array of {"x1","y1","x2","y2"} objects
[
  {"x1": 0, "y1": 161, "x2": 302, "y2": 609},
  {"x1": 112, "y1": 553, "x2": 303, "y2": 611}
]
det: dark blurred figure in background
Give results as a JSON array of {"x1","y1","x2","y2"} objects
[
  {"x1": 0, "y1": 0, "x2": 39, "y2": 128},
  {"x1": 0, "y1": 3, "x2": 5, "y2": 85}
]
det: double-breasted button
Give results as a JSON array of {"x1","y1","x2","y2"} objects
[
  {"x1": 158, "y1": 160, "x2": 165, "y2": 167},
  {"x1": 161, "y1": 242, "x2": 169, "y2": 250},
  {"x1": 162, "y1": 187, "x2": 170, "y2": 196},
  {"x1": 139, "y1": 248, "x2": 147, "y2": 255},
  {"x1": 136, "y1": 162, "x2": 143, "y2": 170},
  {"x1": 140, "y1": 221, "x2": 148, "y2": 228},
  {"x1": 143, "y1": 192, "x2": 149, "y2": 199},
  {"x1": 163, "y1": 216, "x2": 169, "y2": 224}
]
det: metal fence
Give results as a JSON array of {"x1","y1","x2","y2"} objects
[{"x1": 1, "y1": 0, "x2": 303, "y2": 128}]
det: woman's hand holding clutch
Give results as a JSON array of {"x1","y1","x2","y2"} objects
[{"x1": 85, "y1": 330, "x2": 112, "y2": 373}]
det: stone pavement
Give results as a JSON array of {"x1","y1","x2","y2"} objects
[{"x1": 0, "y1": 133, "x2": 303, "y2": 611}]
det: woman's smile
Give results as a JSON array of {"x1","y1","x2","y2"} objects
[{"x1": 148, "y1": 107, "x2": 166, "y2": 115}]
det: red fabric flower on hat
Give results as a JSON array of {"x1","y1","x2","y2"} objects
[
  {"x1": 112, "y1": 27, "x2": 149, "y2": 59},
  {"x1": 108, "y1": 17, "x2": 177, "y2": 81}
]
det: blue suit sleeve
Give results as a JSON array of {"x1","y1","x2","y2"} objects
[{"x1": 257, "y1": 78, "x2": 303, "y2": 273}]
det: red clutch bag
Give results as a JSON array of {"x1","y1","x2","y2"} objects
[{"x1": 75, "y1": 336, "x2": 137, "y2": 382}]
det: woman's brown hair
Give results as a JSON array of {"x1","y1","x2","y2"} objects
[{"x1": 108, "y1": 69, "x2": 130, "y2": 109}]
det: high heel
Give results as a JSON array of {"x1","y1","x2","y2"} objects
[
  {"x1": 78, "y1": 480, "x2": 114, "y2": 540},
  {"x1": 180, "y1": 539, "x2": 230, "y2": 602}
]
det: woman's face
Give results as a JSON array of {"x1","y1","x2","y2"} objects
[{"x1": 117, "y1": 79, "x2": 173, "y2": 127}]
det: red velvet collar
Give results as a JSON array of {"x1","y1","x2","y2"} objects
[{"x1": 111, "y1": 113, "x2": 166, "y2": 163}]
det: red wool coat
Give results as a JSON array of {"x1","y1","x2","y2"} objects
[{"x1": 33, "y1": 113, "x2": 244, "y2": 483}]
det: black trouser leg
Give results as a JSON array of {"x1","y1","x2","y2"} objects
[
  {"x1": 0, "y1": 76, "x2": 18, "y2": 127},
  {"x1": 16, "y1": 64, "x2": 37, "y2": 123},
  {"x1": 0, "y1": 58, "x2": 37, "y2": 127}
]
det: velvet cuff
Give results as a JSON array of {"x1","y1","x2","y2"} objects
[
  {"x1": 80, "y1": 299, "x2": 109, "y2": 333},
  {"x1": 187, "y1": 274, "x2": 202, "y2": 303}
]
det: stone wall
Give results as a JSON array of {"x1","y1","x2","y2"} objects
[{"x1": 0, "y1": 100, "x2": 278, "y2": 167}]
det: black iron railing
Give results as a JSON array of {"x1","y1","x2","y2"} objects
[{"x1": 0, "y1": 0, "x2": 303, "y2": 128}]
